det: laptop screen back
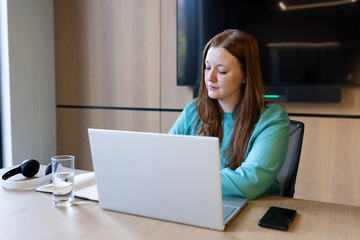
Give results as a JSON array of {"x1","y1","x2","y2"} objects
[{"x1": 88, "y1": 128, "x2": 226, "y2": 230}]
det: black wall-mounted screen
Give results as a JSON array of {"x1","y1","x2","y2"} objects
[{"x1": 177, "y1": 0, "x2": 360, "y2": 89}]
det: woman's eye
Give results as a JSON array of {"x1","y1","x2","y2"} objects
[{"x1": 218, "y1": 70, "x2": 227, "y2": 74}]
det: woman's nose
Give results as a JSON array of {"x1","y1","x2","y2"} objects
[{"x1": 207, "y1": 68, "x2": 217, "y2": 82}]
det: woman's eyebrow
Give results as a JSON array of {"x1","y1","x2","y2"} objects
[{"x1": 205, "y1": 60, "x2": 226, "y2": 67}]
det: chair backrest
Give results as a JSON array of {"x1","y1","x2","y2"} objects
[{"x1": 277, "y1": 120, "x2": 305, "y2": 198}]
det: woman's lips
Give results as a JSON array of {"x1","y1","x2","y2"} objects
[{"x1": 208, "y1": 85, "x2": 218, "y2": 90}]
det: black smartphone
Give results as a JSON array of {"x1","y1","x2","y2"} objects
[{"x1": 258, "y1": 206, "x2": 297, "y2": 231}]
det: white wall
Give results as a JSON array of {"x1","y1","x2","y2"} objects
[{"x1": 1, "y1": 0, "x2": 56, "y2": 166}]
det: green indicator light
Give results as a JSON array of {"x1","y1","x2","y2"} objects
[{"x1": 263, "y1": 95, "x2": 281, "y2": 98}]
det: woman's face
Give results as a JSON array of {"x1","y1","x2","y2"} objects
[{"x1": 204, "y1": 46, "x2": 245, "y2": 113}]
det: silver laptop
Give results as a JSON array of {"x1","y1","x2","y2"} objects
[{"x1": 88, "y1": 128, "x2": 247, "y2": 231}]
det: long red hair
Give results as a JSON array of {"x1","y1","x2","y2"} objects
[{"x1": 197, "y1": 29, "x2": 265, "y2": 170}]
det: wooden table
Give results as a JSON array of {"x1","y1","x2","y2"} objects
[{"x1": 1, "y1": 167, "x2": 359, "y2": 240}]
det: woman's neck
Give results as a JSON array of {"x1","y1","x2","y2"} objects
[{"x1": 218, "y1": 100, "x2": 234, "y2": 113}]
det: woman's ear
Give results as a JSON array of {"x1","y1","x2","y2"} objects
[{"x1": 242, "y1": 77, "x2": 247, "y2": 85}]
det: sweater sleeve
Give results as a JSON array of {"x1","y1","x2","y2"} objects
[
  {"x1": 221, "y1": 105, "x2": 290, "y2": 199},
  {"x1": 168, "y1": 99, "x2": 199, "y2": 135},
  {"x1": 168, "y1": 108, "x2": 187, "y2": 135}
]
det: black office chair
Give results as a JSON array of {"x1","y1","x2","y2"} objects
[{"x1": 277, "y1": 120, "x2": 305, "y2": 198}]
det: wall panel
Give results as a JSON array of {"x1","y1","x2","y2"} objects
[
  {"x1": 54, "y1": 0, "x2": 160, "y2": 108},
  {"x1": 291, "y1": 116, "x2": 360, "y2": 206},
  {"x1": 284, "y1": 87, "x2": 360, "y2": 116},
  {"x1": 160, "y1": 0, "x2": 193, "y2": 109},
  {"x1": 57, "y1": 108, "x2": 160, "y2": 170}
]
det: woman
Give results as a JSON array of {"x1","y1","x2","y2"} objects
[{"x1": 169, "y1": 29, "x2": 290, "y2": 199}]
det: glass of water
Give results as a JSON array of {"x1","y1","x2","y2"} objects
[{"x1": 51, "y1": 155, "x2": 75, "y2": 206}]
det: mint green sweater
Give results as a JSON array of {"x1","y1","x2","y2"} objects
[{"x1": 169, "y1": 99, "x2": 289, "y2": 199}]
